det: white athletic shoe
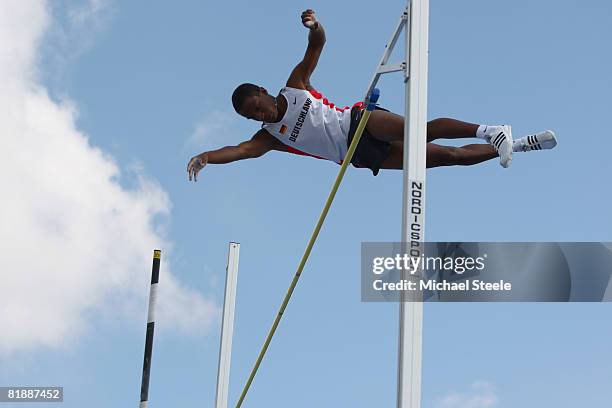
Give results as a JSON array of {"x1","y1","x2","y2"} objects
[
  {"x1": 516, "y1": 130, "x2": 558, "y2": 152},
  {"x1": 485, "y1": 125, "x2": 513, "y2": 168}
]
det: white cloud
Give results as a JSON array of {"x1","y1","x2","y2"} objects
[
  {"x1": 39, "y1": 0, "x2": 114, "y2": 83},
  {"x1": 68, "y1": 0, "x2": 109, "y2": 25},
  {"x1": 436, "y1": 381, "x2": 499, "y2": 408},
  {"x1": 186, "y1": 110, "x2": 243, "y2": 151},
  {"x1": 0, "y1": 0, "x2": 218, "y2": 357}
]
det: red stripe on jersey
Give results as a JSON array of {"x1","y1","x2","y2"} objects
[
  {"x1": 308, "y1": 88, "x2": 362, "y2": 113},
  {"x1": 308, "y1": 89, "x2": 322, "y2": 99}
]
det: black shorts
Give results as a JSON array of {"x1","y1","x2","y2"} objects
[{"x1": 347, "y1": 106, "x2": 392, "y2": 176}]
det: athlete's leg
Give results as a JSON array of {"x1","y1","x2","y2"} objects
[
  {"x1": 363, "y1": 110, "x2": 403, "y2": 142},
  {"x1": 380, "y1": 141, "x2": 497, "y2": 169},
  {"x1": 366, "y1": 110, "x2": 479, "y2": 143},
  {"x1": 427, "y1": 143, "x2": 498, "y2": 167},
  {"x1": 426, "y1": 118, "x2": 479, "y2": 142},
  {"x1": 367, "y1": 110, "x2": 513, "y2": 167}
]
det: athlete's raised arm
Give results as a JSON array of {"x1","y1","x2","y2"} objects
[
  {"x1": 286, "y1": 9, "x2": 325, "y2": 91},
  {"x1": 187, "y1": 129, "x2": 284, "y2": 181}
]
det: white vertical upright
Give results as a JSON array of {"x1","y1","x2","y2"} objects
[
  {"x1": 398, "y1": 0, "x2": 429, "y2": 407},
  {"x1": 215, "y1": 242, "x2": 240, "y2": 408}
]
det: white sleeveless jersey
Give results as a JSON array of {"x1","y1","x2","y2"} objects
[{"x1": 262, "y1": 87, "x2": 362, "y2": 163}]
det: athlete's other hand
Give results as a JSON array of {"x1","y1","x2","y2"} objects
[
  {"x1": 301, "y1": 9, "x2": 318, "y2": 29},
  {"x1": 187, "y1": 153, "x2": 208, "y2": 182}
]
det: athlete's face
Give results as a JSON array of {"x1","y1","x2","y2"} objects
[{"x1": 239, "y1": 89, "x2": 277, "y2": 123}]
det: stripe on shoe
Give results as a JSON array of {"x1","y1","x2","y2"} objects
[
  {"x1": 493, "y1": 132, "x2": 506, "y2": 149},
  {"x1": 527, "y1": 135, "x2": 542, "y2": 150}
]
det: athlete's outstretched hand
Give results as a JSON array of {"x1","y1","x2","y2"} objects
[
  {"x1": 301, "y1": 9, "x2": 319, "y2": 29},
  {"x1": 187, "y1": 153, "x2": 208, "y2": 182}
]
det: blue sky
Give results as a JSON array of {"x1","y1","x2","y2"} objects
[{"x1": 1, "y1": 0, "x2": 611, "y2": 407}]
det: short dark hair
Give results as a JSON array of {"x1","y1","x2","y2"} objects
[{"x1": 231, "y1": 83, "x2": 260, "y2": 113}]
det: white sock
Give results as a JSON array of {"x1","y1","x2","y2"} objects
[
  {"x1": 476, "y1": 125, "x2": 490, "y2": 139},
  {"x1": 476, "y1": 125, "x2": 504, "y2": 140}
]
